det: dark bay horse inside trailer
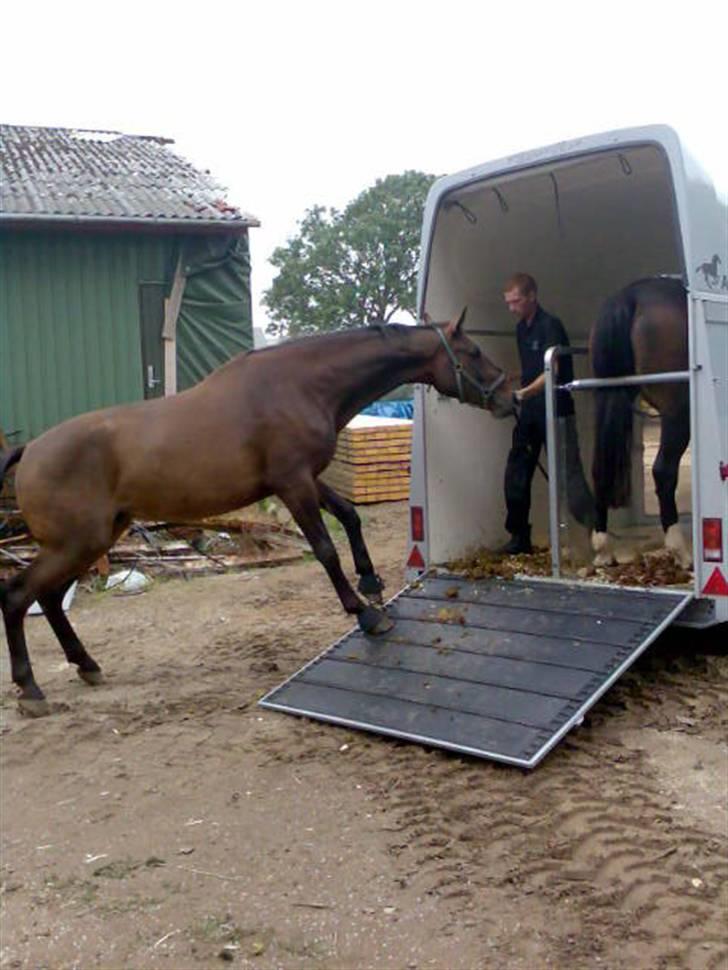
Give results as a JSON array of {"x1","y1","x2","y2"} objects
[
  {"x1": 590, "y1": 277, "x2": 690, "y2": 566},
  {"x1": 0, "y1": 313, "x2": 514, "y2": 715}
]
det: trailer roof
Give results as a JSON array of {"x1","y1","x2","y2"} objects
[{"x1": 425, "y1": 126, "x2": 727, "y2": 297}]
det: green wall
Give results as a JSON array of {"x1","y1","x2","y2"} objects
[{"x1": 0, "y1": 228, "x2": 253, "y2": 442}]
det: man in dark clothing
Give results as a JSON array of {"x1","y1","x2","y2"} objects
[{"x1": 501, "y1": 273, "x2": 585, "y2": 554}]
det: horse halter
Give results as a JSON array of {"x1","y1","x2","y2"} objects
[{"x1": 434, "y1": 327, "x2": 506, "y2": 407}]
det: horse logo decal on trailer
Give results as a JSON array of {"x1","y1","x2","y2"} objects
[{"x1": 695, "y1": 254, "x2": 727, "y2": 290}]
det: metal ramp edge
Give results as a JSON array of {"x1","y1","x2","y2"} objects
[{"x1": 259, "y1": 575, "x2": 693, "y2": 768}]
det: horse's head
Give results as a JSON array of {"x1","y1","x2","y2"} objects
[{"x1": 430, "y1": 309, "x2": 514, "y2": 417}]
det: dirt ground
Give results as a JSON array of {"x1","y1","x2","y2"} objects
[{"x1": 1, "y1": 501, "x2": 726, "y2": 970}]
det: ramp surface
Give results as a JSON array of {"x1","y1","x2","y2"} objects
[{"x1": 259, "y1": 575, "x2": 691, "y2": 768}]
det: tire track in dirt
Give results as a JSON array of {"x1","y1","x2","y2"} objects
[{"x1": 248, "y1": 644, "x2": 728, "y2": 969}]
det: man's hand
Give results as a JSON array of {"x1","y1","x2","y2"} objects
[{"x1": 512, "y1": 390, "x2": 523, "y2": 416}]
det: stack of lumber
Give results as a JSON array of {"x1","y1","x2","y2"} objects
[{"x1": 321, "y1": 414, "x2": 412, "y2": 504}]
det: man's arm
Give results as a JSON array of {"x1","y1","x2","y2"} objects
[
  {"x1": 516, "y1": 319, "x2": 567, "y2": 401},
  {"x1": 516, "y1": 371, "x2": 546, "y2": 401},
  {"x1": 516, "y1": 360, "x2": 558, "y2": 401}
]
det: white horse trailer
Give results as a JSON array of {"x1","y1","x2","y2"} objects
[
  {"x1": 262, "y1": 126, "x2": 726, "y2": 767},
  {"x1": 407, "y1": 125, "x2": 727, "y2": 628}
]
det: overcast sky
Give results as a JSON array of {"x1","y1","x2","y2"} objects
[{"x1": 3, "y1": 0, "x2": 726, "y2": 333}]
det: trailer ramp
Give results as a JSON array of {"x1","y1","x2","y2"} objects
[{"x1": 259, "y1": 575, "x2": 691, "y2": 768}]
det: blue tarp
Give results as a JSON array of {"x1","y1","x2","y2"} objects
[{"x1": 360, "y1": 400, "x2": 414, "y2": 420}]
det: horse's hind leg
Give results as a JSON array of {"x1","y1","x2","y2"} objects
[
  {"x1": 1, "y1": 545, "x2": 105, "y2": 715},
  {"x1": 653, "y1": 409, "x2": 691, "y2": 566},
  {"x1": 317, "y1": 481, "x2": 384, "y2": 604},
  {"x1": 38, "y1": 580, "x2": 103, "y2": 686},
  {"x1": 277, "y1": 476, "x2": 393, "y2": 635},
  {"x1": 591, "y1": 501, "x2": 616, "y2": 566}
]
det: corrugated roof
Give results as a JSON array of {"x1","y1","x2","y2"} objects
[{"x1": 0, "y1": 124, "x2": 259, "y2": 229}]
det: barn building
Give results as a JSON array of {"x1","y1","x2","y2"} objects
[{"x1": 0, "y1": 124, "x2": 259, "y2": 442}]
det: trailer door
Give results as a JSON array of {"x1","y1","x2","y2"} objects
[{"x1": 691, "y1": 292, "x2": 728, "y2": 622}]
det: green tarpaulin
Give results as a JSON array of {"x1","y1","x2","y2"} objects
[{"x1": 176, "y1": 233, "x2": 254, "y2": 391}]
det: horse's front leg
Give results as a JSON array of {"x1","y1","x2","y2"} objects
[
  {"x1": 278, "y1": 477, "x2": 393, "y2": 635},
  {"x1": 317, "y1": 481, "x2": 385, "y2": 604}
]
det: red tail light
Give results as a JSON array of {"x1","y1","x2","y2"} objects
[
  {"x1": 410, "y1": 505, "x2": 424, "y2": 542},
  {"x1": 702, "y1": 518, "x2": 723, "y2": 562}
]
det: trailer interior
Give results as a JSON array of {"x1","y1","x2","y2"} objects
[{"x1": 420, "y1": 141, "x2": 692, "y2": 570}]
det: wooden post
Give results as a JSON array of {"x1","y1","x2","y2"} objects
[{"x1": 162, "y1": 253, "x2": 187, "y2": 396}]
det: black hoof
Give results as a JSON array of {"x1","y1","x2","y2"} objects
[
  {"x1": 358, "y1": 605, "x2": 395, "y2": 636},
  {"x1": 358, "y1": 573, "x2": 385, "y2": 604},
  {"x1": 77, "y1": 668, "x2": 104, "y2": 686}
]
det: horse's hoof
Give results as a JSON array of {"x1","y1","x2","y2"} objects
[
  {"x1": 593, "y1": 552, "x2": 616, "y2": 567},
  {"x1": 358, "y1": 574, "x2": 385, "y2": 605},
  {"x1": 358, "y1": 606, "x2": 395, "y2": 636},
  {"x1": 78, "y1": 668, "x2": 104, "y2": 686},
  {"x1": 591, "y1": 531, "x2": 609, "y2": 553},
  {"x1": 665, "y1": 524, "x2": 692, "y2": 569},
  {"x1": 591, "y1": 531, "x2": 615, "y2": 566},
  {"x1": 18, "y1": 697, "x2": 51, "y2": 718}
]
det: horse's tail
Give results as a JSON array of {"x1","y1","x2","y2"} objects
[
  {"x1": 591, "y1": 287, "x2": 639, "y2": 509},
  {"x1": 0, "y1": 446, "x2": 24, "y2": 490}
]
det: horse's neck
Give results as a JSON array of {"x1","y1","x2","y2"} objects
[{"x1": 317, "y1": 329, "x2": 435, "y2": 428}]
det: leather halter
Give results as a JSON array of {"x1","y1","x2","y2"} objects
[{"x1": 434, "y1": 327, "x2": 506, "y2": 407}]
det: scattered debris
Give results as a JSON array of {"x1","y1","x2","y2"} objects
[
  {"x1": 435, "y1": 607, "x2": 466, "y2": 624},
  {"x1": 596, "y1": 550, "x2": 692, "y2": 587},
  {"x1": 106, "y1": 569, "x2": 152, "y2": 594},
  {"x1": 0, "y1": 508, "x2": 307, "y2": 586},
  {"x1": 449, "y1": 545, "x2": 692, "y2": 588},
  {"x1": 449, "y1": 548, "x2": 552, "y2": 582},
  {"x1": 176, "y1": 865, "x2": 247, "y2": 882},
  {"x1": 153, "y1": 929, "x2": 180, "y2": 949}
]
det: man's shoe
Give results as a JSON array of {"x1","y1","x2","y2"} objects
[{"x1": 498, "y1": 532, "x2": 533, "y2": 555}]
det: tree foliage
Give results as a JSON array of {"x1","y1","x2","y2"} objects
[{"x1": 263, "y1": 170, "x2": 436, "y2": 337}]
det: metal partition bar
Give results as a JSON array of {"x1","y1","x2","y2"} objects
[
  {"x1": 564, "y1": 372, "x2": 689, "y2": 391},
  {"x1": 545, "y1": 354, "x2": 690, "y2": 578},
  {"x1": 544, "y1": 346, "x2": 589, "y2": 577}
]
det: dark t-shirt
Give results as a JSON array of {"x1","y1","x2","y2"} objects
[{"x1": 516, "y1": 305, "x2": 574, "y2": 418}]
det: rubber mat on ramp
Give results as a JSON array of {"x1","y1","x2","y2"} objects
[{"x1": 259, "y1": 574, "x2": 691, "y2": 768}]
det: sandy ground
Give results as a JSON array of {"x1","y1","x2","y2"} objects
[{"x1": 1, "y1": 501, "x2": 726, "y2": 970}]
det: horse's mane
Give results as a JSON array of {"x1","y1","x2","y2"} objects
[{"x1": 250, "y1": 322, "x2": 421, "y2": 356}]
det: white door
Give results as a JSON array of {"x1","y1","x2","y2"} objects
[{"x1": 690, "y1": 293, "x2": 728, "y2": 622}]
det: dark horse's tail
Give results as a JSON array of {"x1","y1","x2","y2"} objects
[
  {"x1": 591, "y1": 287, "x2": 640, "y2": 509},
  {"x1": 0, "y1": 447, "x2": 24, "y2": 490}
]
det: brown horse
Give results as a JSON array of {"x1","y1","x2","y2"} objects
[
  {"x1": 0, "y1": 311, "x2": 513, "y2": 715},
  {"x1": 590, "y1": 277, "x2": 690, "y2": 566}
]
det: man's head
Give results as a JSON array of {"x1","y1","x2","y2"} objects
[{"x1": 503, "y1": 273, "x2": 538, "y2": 322}]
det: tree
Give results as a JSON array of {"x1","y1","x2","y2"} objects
[{"x1": 263, "y1": 171, "x2": 436, "y2": 338}]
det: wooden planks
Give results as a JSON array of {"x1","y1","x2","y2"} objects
[{"x1": 321, "y1": 414, "x2": 412, "y2": 503}]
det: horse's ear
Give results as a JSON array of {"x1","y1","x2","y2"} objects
[{"x1": 445, "y1": 307, "x2": 467, "y2": 338}]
